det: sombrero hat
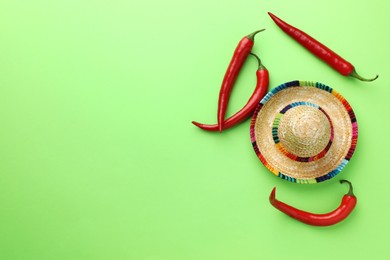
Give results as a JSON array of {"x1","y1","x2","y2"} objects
[{"x1": 250, "y1": 80, "x2": 358, "y2": 184}]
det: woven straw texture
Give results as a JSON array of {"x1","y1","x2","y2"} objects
[{"x1": 250, "y1": 81, "x2": 358, "y2": 184}]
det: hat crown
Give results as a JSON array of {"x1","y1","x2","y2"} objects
[{"x1": 277, "y1": 105, "x2": 332, "y2": 158}]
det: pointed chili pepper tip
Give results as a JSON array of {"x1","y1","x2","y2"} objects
[
  {"x1": 269, "y1": 187, "x2": 277, "y2": 204},
  {"x1": 192, "y1": 121, "x2": 214, "y2": 131},
  {"x1": 340, "y1": 179, "x2": 355, "y2": 197},
  {"x1": 349, "y1": 69, "x2": 378, "y2": 82},
  {"x1": 267, "y1": 12, "x2": 279, "y2": 21},
  {"x1": 192, "y1": 121, "x2": 201, "y2": 127}
]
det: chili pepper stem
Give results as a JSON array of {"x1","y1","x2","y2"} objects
[
  {"x1": 249, "y1": 52, "x2": 267, "y2": 70},
  {"x1": 246, "y1": 29, "x2": 266, "y2": 41},
  {"x1": 349, "y1": 69, "x2": 378, "y2": 82},
  {"x1": 340, "y1": 179, "x2": 355, "y2": 196}
]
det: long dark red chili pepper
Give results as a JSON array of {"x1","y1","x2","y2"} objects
[
  {"x1": 269, "y1": 180, "x2": 357, "y2": 226},
  {"x1": 193, "y1": 53, "x2": 269, "y2": 131},
  {"x1": 217, "y1": 29, "x2": 265, "y2": 132},
  {"x1": 268, "y1": 12, "x2": 378, "y2": 82}
]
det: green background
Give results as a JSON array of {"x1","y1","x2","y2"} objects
[{"x1": 1, "y1": 0, "x2": 389, "y2": 259}]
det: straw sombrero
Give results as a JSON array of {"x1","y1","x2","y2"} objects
[{"x1": 250, "y1": 80, "x2": 358, "y2": 184}]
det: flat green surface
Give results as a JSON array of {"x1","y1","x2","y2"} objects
[{"x1": 1, "y1": 0, "x2": 389, "y2": 259}]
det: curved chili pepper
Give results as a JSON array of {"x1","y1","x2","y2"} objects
[
  {"x1": 268, "y1": 12, "x2": 378, "y2": 82},
  {"x1": 269, "y1": 180, "x2": 357, "y2": 226},
  {"x1": 193, "y1": 53, "x2": 269, "y2": 131},
  {"x1": 217, "y1": 29, "x2": 265, "y2": 132}
]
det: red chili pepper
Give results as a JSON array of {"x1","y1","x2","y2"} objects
[
  {"x1": 217, "y1": 29, "x2": 265, "y2": 132},
  {"x1": 193, "y1": 53, "x2": 269, "y2": 131},
  {"x1": 268, "y1": 12, "x2": 378, "y2": 82},
  {"x1": 269, "y1": 180, "x2": 357, "y2": 226}
]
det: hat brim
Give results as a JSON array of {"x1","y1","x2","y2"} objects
[{"x1": 250, "y1": 81, "x2": 358, "y2": 184}]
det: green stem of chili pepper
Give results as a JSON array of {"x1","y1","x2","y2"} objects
[
  {"x1": 340, "y1": 179, "x2": 354, "y2": 196},
  {"x1": 349, "y1": 69, "x2": 379, "y2": 82}
]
